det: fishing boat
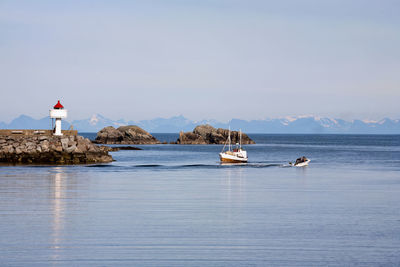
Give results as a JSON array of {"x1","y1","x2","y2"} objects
[{"x1": 219, "y1": 129, "x2": 248, "y2": 163}]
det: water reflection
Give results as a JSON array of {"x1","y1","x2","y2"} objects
[
  {"x1": 222, "y1": 168, "x2": 245, "y2": 203},
  {"x1": 221, "y1": 167, "x2": 246, "y2": 229},
  {"x1": 49, "y1": 167, "x2": 66, "y2": 261},
  {"x1": 295, "y1": 165, "x2": 308, "y2": 177}
]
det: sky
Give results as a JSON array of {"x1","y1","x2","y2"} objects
[{"x1": 0, "y1": 0, "x2": 399, "y2": 122}]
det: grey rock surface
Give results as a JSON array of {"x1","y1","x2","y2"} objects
[
  {"x1": 0, "y1": 134, "x2": 113, "y2": 164},
  {"x1": 95, "y1": 126, "x2": 160, "y2": 144},
  {"x1": 176, "y1": 124, "x2": 255, "y2": 145}
]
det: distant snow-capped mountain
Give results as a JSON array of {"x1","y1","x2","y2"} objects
[
  {"x1": 0, "y1": 115, "x2": 71, "y2": 130},
  {"x1": 1, "y1": 115, "x2": 399, "y2": 134},
  {"x1": 129, "y1": 115, "x2": 196, "y2": 133},
  {"x1": 72, "y1": 114, "x2": 128, "y2": 132}
]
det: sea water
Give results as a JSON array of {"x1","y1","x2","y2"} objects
[{"x1": 0, "y1": 134, "x2": 399, "y2": 266}]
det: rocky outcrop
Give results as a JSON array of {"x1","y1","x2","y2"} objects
[
  {"x1": 176, "y1": 124, "x2": 255, "y2": 145},
  {"x1": 99, "y1": 146, "x2": 142, "y2": 152},
  {"x1": 95, "y1": 126, "x2": 160, "y2": 144},
  {"x1": 0, "y1": 135, "x2": 113, "y2": 164}
]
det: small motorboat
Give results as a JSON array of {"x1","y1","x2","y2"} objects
[
  {"x1": 219, "y1": 129, "x2": 248, "y2": 163},
  {"x1": 290, "y1": 156, "x2": 310, "y2": 167}
]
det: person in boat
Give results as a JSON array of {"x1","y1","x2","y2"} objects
[
  {"x1": 295, "y1": 156, "x2": 308, "y2": 165},
  {"x1": 233, "y1": 143, "x2": 240, "y2": 152}
]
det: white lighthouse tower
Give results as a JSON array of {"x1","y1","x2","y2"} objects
[{"x1": 49, "y1": 100, "x2": 68, "y2": 136}]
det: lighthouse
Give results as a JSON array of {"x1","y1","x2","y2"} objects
[{"x1": 49, "y1": 100, "x2": 68, "y2": 136}]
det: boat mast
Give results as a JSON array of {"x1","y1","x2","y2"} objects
[
  {"x1": 240, "y1": 129, "x2": 242, "y2": 149},
  {"x1": 222, "y1": 133, "x2": 228, "y2": 152},
  {"x1": 228, "y1": 127, "x2": 232, "y2": 151}
]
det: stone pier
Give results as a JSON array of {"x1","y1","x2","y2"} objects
[{"x1": 0, "y1": 130, "x2": 113, "y2": 164}]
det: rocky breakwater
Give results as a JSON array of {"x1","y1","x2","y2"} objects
[
  {"x1": 176, "y1": 124, "x2": 255, "y2": 144},
  {"x1": 0, "y1": 135, "x2": 113, "y2": 164},
  {"x1": 95, "y1": 125, "x2": 160, "y2": 144}
]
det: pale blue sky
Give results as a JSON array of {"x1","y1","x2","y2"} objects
[{"x1": 0, "y1": 0, "x2": 399, "y2": 122}]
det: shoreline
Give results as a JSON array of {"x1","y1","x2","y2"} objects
[{"x1": 0, "y1": 132, "x2": 113, "y2": 165}]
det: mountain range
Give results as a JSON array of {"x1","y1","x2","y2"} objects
[{"x1": 1, "y1": 114, "x2": 399, "y2": 134}]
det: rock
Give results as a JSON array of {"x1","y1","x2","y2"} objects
[
  {"x1": 193, "y1": 124, "x2": 215, "y2": 137},
  {"x1": 98, "y1": 145, "x2": 115, "y2": 152},
  {"x1": 76, "y1": 143, "x2": 87, "y2": 153},
  {"x1": 177, "y1": 131, "x2": 207, "y2": 144},
  {"x1": 114, "y1": 146, "x2": 142, "y2": 151},
  {"x1": 41, "y1": 140, "x2": 50, "y2": 152},
  {"x1": 97, "y1": 145, "x2": 142, "y2": 152},
  {"x1": 88, "y1": 145, "x2": 99, "y2": 152},
  {"x1": 68, "y1": 140, "x2": 77, "y2": 147},
  {"x1": 54, "y1": 145, "x2": 63, "y2": 152},
  {"x1": 25, "y1": 142, "x2": 35, "y2": 147},
  {"x1": 0, "y1": 134, "x2": 113, "y2": 165},
  {"x1": 95, "y1": 126, "x2": 123, "y2": 144},
  {"x1": 95, "y1": 125, "x2": 160, "y2": 144},
  {"x1": 74, "y1": 147, "x2": 83, "y2": 153},
  {"x1": 65, "y1": 145, "x2": 77, "y2": 153},
  {"x1": 60, "y1": 138, "x2": 69, "y2": 150},
  {"x1": 176, "y1": 124, "x2": 255, "y2": 145},
  {"x1": 1, "y1": 145, "x2": 11, "y2": 153}
]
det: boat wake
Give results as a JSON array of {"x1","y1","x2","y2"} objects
[
  {"x1": 134, "y1": 164, "x2": 164, "y2": 168},
  {"x1": 85, "y1": 162, "x2": 285, "y2": 170}
]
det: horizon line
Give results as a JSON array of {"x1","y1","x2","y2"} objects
[{"x1": 1, "y1": 113, "x2": 400, "y2": 125}]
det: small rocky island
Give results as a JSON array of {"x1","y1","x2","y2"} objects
[
  {"x1": 0, "y1": 131, "x2": 113, "y2": 164},
  {"x1": 95, "y1": 125, "x2": 160, "y2": 144},
  {"x1": 176, "y1": 124, "x2": 255, "y2": 144}
]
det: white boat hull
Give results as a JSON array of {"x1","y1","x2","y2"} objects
[
  {"x1": 219, "y1": 129, "x2": 248, "y2": 163},
  {"x1": 294, "y1": 159, "x2": 310, "y2": 167},
  {"x1": 219, "y1": 152, "x2": 248, "y2": 163}
]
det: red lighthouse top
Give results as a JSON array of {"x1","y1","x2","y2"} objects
[{"x1": 53, "y1": 100, "x2": 64, "y2": 109}]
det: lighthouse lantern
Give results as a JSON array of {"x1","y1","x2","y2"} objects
[{"x1": 49, "y1": 100, "x2": 68, "y2": 136}]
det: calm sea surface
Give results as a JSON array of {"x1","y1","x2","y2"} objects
[{"x1": 1, "y1": 134, "x2": 399, "y2": 266}]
